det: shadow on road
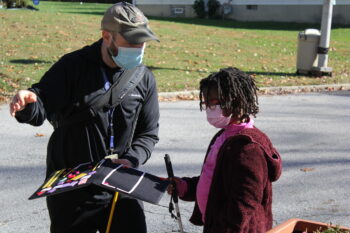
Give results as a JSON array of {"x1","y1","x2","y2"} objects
[{"x1": 9, "y1": 59, "x2": 52, "y2": 65}]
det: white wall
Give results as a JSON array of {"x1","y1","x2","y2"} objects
[
  {"x1": 136, "y1": 0, "x2": 193, "y2": 5},
  {"x1": 136, "y1": 0, "x2": 350, "y2": 5},
  {"x1": 230, "y1": 0, "x2": 350, "y2": 5},
  {"x1": 136, "y1": 0, "x2": 350, "y2": 24}
]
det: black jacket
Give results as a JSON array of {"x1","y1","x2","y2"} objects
[{"x1": 16, "y1": 39, "x2": 159, "y2": 177}]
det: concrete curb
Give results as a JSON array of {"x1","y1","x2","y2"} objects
[
  {"x1": 2, "y1": 84, "x2": 350, "y2": 103},
  {"x1": 158, "y1": 83, "x2": 350, "y2": 100}
]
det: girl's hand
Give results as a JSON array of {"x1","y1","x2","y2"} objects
[{"x1": 167, "y1": 177, "x2": 187, "y2": 197}]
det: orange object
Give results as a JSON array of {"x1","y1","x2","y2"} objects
[{"x1": 267, "y1": 218, "x2": 350, "y2": 233}]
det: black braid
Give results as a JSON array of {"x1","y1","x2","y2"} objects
[{"x1": 199, "y1": 67, "x2": 259, "y2": 121}]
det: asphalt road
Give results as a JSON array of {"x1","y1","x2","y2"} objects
[{"x1": 0, "y1": 91, "x2": 349, "y2": 233}]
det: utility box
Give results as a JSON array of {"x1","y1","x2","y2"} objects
[{"x1": 296, "y1": 29, "x2": 321, "y2": 75}]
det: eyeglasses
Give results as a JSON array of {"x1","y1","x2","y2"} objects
[{"x1": 200, "y1": 103, "x2": 220, "y2": 110}]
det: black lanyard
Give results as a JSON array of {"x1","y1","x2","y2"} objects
[{"x1": 101, "y1": 67, "x2": 116, "y2": 155}]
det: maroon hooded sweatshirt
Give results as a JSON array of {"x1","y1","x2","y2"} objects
[{"x1": 180, "y1": 127, "x2": 282, "y2": 233}]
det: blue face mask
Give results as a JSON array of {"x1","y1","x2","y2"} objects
[{"x1": 110, "y1": 46, "x2": 144, "y2": 70}]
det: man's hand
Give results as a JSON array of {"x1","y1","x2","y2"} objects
[
  {"x1": 111, "y1": 158, "x2": 133, "y2": 168},
  {"x1": 10, "y1": 90, "x2": 37, "y2": 117}
]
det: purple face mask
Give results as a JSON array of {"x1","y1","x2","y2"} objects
[{"x1": 206, "y1": 105, "x2": 232, "y2": 128}]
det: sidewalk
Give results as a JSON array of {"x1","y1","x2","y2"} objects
[{"x1": 158, "y1": 83, "x2": 350, "y2": 101}]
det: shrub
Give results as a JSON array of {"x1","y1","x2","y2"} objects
[
  {"x1": 193, "y1": 0, "x2": 221, "y2": 19},
  {"x1": 207, "y1": 0, "x2": 220, "y2": 19},
  {"x1": 192, "y1": 0, "x2": 206, "y2": 18},
  {"x1": 6, "y1": 0, "x2": 29, "y2": 8}
]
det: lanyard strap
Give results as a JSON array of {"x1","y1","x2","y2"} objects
[{"x1": 101, "y1": 67, "x2": 118, "y2": 154}]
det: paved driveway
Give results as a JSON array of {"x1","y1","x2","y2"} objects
[{"x1": 0, "y1": 91, "x2": 349, "y2": 233}]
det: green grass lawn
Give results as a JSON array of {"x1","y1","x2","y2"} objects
[{"x1": 0, "y1": 1, "x2": 349, "y2": 98}]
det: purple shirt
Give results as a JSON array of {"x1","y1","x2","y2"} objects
[{"x1": 196, "y1": 119, "x2": 254, "y2": 222}]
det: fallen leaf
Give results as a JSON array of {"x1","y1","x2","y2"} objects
[{"x1": 300, "y1": 168, "x2": 315, "y2": 172}]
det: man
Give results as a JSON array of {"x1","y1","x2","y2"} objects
[{"x1": 9, "y1": 2, "x2": 159, "y2": 233}]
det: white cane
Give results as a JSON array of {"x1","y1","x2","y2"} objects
[{"x1": 164, "y1": 154, "x2": 185, "y2": 233}]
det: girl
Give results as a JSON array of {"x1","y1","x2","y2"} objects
[{"x1": 171, "y1": 67, "x2": 282, "y2": 233}]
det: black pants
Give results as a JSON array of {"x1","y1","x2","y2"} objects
[{"x1": 47, "y1": 186, "x2": 147, "y2": 233}]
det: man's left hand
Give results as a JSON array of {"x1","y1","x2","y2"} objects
[{"x1": 111, "y1": 158, "x2": 133, "y2": 168}]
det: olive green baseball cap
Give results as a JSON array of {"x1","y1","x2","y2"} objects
[{"x1": 101, "y1": 2, "x2": 159, "y2": 44}]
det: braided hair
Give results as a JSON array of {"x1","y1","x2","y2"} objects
[{"x1": 199, "y1": 67, "x2": 259, "y2": 122}]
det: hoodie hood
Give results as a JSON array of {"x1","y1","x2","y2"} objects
[{"x1": 239, "y1": 128, "x2": 282, "y2": 182}]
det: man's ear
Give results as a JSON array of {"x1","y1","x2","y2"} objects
[{"x1": 102, "y1": 30, "x2": 112, "y2": 43}]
